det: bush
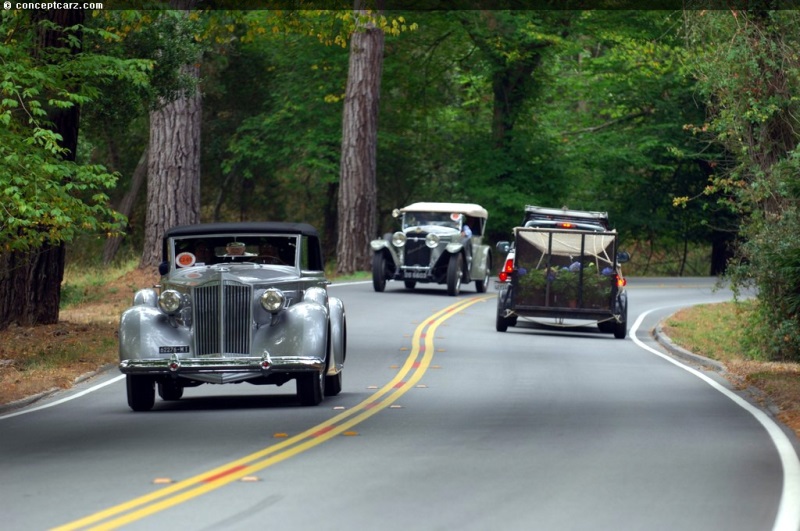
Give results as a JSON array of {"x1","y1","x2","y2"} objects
[{"x1": 729, "y1": 208, "x2": 800, "y2": 362}]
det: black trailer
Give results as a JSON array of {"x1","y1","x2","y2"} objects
[{"x1": 496, "y1": 214, "x2": 628, "y2": 338}]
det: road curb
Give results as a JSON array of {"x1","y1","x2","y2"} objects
[{"x1": 652, "y1": 323, "x2": 726, "y2": 372}]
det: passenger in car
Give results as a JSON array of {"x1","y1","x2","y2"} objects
[{"x1": 459, "y1": 215, "x2": 473, "y2": 265}]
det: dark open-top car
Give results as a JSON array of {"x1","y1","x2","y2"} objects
[
  {"x1": 495, "y1": 206, "x2": 629, "y2": 338},
  {"x1": 118, "y1": 222, "x2": 346, "y2": 411}
]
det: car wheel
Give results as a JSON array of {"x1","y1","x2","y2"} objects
[
  {"x1": 613, "y1": 297, "x2": 628, "y2": 339},
  {"x1": 127, "y1": 375, "x2": 155, "y2": 412},
  {"x1": 158, "y1": 380, "x2": 184, "y2": 401},
  {"x1": 475, "y1": 256, "x2": 490, "y2": 293},
  {"x1": 372, "y1": 253, "x2": 387, "y2": 292},
  {"x1": 496, "y1": 311, "x2": 509, "y2": 332},
  {"x1": 297, "y1": 371, "x2": 324, "y2": 406},
  {"x1": 404, "y1": 280, "x2": 416, "y2": 289},
  {"x1": 447, "y1": 253, "x2": 463, "y2": 296},
  {"x1": 613, "y1": 319, "x2": 627, "y2": 339},
  {"x1": 325, "y1": 371, "x2": 342, "y2": 396}
]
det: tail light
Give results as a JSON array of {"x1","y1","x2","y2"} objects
[
  {"x1": 499, "y1": 258, "x2": 514, "y2": 282},
  {"x1": 615, "y1": 274, "x2": 627, "y2": 288}
]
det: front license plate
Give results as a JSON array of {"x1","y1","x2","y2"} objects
[
  {"x1": 159, "y1": 346, "x2": 190, "y2": 354},
  {"x1": 405, "y1": 271, "x2": 428, "y2": 279}
]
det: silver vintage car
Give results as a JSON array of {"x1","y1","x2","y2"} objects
[
  {"x1": 370, "y1": 202, "x2": 492, "y2": 295},
  {"x1": 118, "y1": 222, "x2": 346, "y2": 411}
]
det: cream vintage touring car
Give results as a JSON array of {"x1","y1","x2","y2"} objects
[{"x1": 370, "y1": 202, "x2": 492, "y2": 296}]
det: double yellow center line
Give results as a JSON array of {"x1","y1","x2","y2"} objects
[{"x1": 54, "y1": 295, "x2": 489, "y2": 531}]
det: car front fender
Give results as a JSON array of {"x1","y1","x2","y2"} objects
[
  {"x1": 133, "y1": 288, "x2": 158, "y2": 307},
  {"x1": 119, "y1": 305, "x2": 191, "y2": 362},
  {"x1": 328, "y1": 296, "x2": 346, "y2": 372},
  {"x1": 303, "y1": 286, "x2": 328, "y2": 306},
  {"x1": 253, "y1": 300, "x2": 328, "y2": 362},
  {"x1": 445, "y1": 242, "x2": 464, "y2": 254},
  {"x1": 470, "y1": 245, "x2": 491, "y2": 278},
  {"x1": 371, "y1": 239, "x2": 402, "y2": 267}
]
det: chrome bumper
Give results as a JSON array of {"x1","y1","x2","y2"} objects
[{"x1": 119, "y1": 355, "x2": 323, "y2": 375}]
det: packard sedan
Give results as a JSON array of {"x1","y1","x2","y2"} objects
[{"x1": 118, "y1": 222, "x2": 346, "y2": 411}]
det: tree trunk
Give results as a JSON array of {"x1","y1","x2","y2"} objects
[
  {"x1": 709, "y1": 229, "x2": 734, "y2": 276},
  {"x1": 103, "y1": 147, "x2": 148, "y2": 264},
  {"x1": 140, "y1": 63, "x2": 202, "y2": 268},
  {"x1": 490, "y1": 54, "x2": 541, "y2": 148},
  {"x1": 0, "y1": 245, "x2": 65, "y2": 329},
  {"x1": 336, "y1": 7, "x2": 384, "y2": 275}
]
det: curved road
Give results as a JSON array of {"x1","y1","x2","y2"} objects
[{"x1": 1, "y1": 278, "x2": 798, "y2": 531}]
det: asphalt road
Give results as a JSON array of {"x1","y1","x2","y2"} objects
[{"x1": 1, "y1": 277, "x2": 799, "y2": 531}]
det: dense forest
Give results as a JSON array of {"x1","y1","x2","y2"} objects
[{"x1": 1, "y1": 8, "x2": 799, "y2": 361}]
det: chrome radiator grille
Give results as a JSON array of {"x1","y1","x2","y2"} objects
[
  {"x1": 193, "y1": 281, "x2": 252, "y2": 356},
  {"x1": 404, "y1": 239, "x2": 431, "y2": 267}
]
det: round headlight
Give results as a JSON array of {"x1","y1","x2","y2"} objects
[
  {"x1": 158, "y1": 290, "x2": 183, "y2": 315},
  {"x1": 391, "y1": 231, "x2": 407, "y2": 247},
  {"x1": 260, "y1": 288, "x2": 285, "y2": 313},
  {"x1": 425, "y1": 233, "x2": 440, "y2": 248}
]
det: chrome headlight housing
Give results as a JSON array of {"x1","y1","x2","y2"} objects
[
  {"x1": 391, "y1": 231, "x2": 407, "y2": 247},
  {"x1": 425, "y1": 233, "x2": 440, "y2": 248},
  {"x1": 260, "y1": 288, "x2": 285, "y2": 313},
  {"x1": 158, "y1": 290, "x2": 184, "y2": 315}
]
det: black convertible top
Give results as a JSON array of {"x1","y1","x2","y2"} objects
[
  {"x1": 164, "y1": 222, "x2": 319, "y2": 240},
  {"x1": 161, "y1": 222, "x2": 324, "y2": 270}
]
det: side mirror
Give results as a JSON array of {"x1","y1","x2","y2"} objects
[
  {"x1": 392, "y1": 208, "x2": 400, "y2": 218},
  {"x1": 158, "y1": 261, "x2": 170, "y2": 276},
  {"x1": 617, "y1": 251, "x2": 630, "y2": 264},
  {"x1": 496, "y1": 241, "x2": 510, "y2": 254}
]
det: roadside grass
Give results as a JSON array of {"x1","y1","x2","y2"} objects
[
  {"x1": 324, "y1": 263, "x2": 371, "y2": 283},
  {"x1": 60, "y1": 260, "x2": 139, "y2": 308},
  {"x1": 0, "y1": 260, "x2": 151, "y2": 407},
  {"x1": 662, "y1": 300, "x2": 754, "y2": 364}
]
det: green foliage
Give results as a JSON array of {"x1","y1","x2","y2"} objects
[
  {"x1": 214, "y1": 23, "x2": 348, "y2": 227},
  {"x1": 374, "y1": 11, "x2": 572, "y2": 241},
  {"x1": 0, "y1": 12, "x2": 152, "y2": 252},
  {"x1": 537, "y1": 11, "x2": 719, "y2": 249},
  {"x1": 685, "y1": 11, "x2": 800, "y2": 361},
  {"x1": 725, "y1": 207, "x2": 800, "y2": 361},
  {"x1": 99, "y1": 10, "x2": 203, "y2": 108}
]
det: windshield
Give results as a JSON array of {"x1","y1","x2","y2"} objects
[
  {"x1": 172, "y1": 235, "x2": 299, "y2": 268},
  {"x1": 402, "y1": 212, "x2": 462, "y2": 231}
]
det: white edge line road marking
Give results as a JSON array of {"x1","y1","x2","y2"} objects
[
  {"x1": 0, "y1": 375, "x2": 125, "y2": 421},
  {"x1": 631, "y1": 306, "x2": 800, "y2": 531}
]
